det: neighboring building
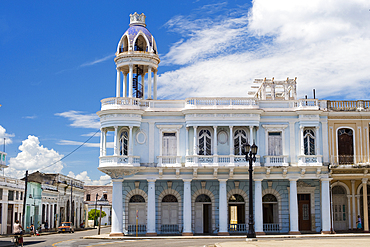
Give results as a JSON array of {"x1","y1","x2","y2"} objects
[
  {"x1": 25, "y1": 172, "x2": 85, "y2": 230},
  {"x1": 84, "y1": 185, "x2": 112, "y2": 226},
  {"x1": 97, "y1": 13, "x2": 331, "y2": 236},
  {"x1": 0, "y1": 151, "x2": 25, "y2": 235},
  {"x1": 327, "y1": 100, "x2": 370, "y2": 232}
]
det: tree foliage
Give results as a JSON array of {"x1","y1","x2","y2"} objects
[{"x1": 88, "y1": 209, "x2": 106, "y2": 220}]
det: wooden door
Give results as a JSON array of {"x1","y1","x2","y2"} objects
[
  {"x1": 162, "y1": 203, "x2": 178, "y2": 225},
  {"x1": 298, "y1": 194, "x2": 311, "y2": 231},
  {"x1": 194, "y1": 203, "x2": 203, "y2": 233},
  {"x1": 333, "y1": 194, "x2": 347, "y2": 230},
  {"x1": 203, "y1": 204, "x2": 211, "y2": 234},
  {"x1": 7, "y1": 204, "x2": 13, "y2": 234},
  {"x1": 128, "y1": 203, "x2": 146, "y2": 225}
]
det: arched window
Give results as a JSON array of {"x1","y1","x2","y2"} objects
[
  {"x1": 120, "y1": 36, "x2": 129, "y2": 53},
  {"x1": 119, "y1": 130, "x2": 129, "y2": 155},
  {"x1": 262, "y1": 194, "x2": 278, "y2": 225},
  {"x1": 228, "y1": 194, "x2": 245, "y2": 227},
  {"x1": 134, "y1": 35, "x2": 147, "y2": 51},
  {"x1": 228, "y1": 194, "x2": 245, "y2": 203},
  {"x1": 195, "y1": 194, "x2": 211, "y2": 202},
  {"x1": 198, "y1": 129, "x2": 212, "y2": 155},
  {"x1": 162, "y1": 195, "x2": 178, "y2": 203},
  {"x1": 304, "y1": 128, "x2": 315, "y2": 155},
  {"x1": 129, "y1": 195, "x2": 145, "y2": 203},
  {"x1": 337, "y1": 128, "x2": 354, "y2": 164},
  {"x1": 234, "y1": 129, "x2": 247, "y2": 155}
]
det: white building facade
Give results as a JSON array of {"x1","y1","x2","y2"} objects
[{"x1": 98, "y1": 13, "x2": 331, "y2": 236}]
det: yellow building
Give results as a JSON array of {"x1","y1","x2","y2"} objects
[{"x1": 328, "y1": 100, "x2": 370, "y2": 232}]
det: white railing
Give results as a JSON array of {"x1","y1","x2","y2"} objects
[
  {"x1": 99, "y1": 155, "x2": 140, "y2": 167},
  {"x1": 161, "y1": 224, "x2": 180, "y2": 233},
  {"x1": 264, "y1": 155, "x2": 289, "y2": 166},
  {"x1": 101, "y1": 97, "x2": 185, "y2": 110},
  {"x1": 328, "y1": 100, "x2": 370, "y2": 111},
  {"x1": 263, "y1": 223, "x2": 279, "y2": 232},
  {"x1": 157, "y1": 156, "x2": 181, "y2": 167},
  {"x1": 330, "y1": 155, "x2": 369, "y2": 166},
  {"x1": 298, "y1": 155, "x2": 322, "y2": 165},
  {"x1": 185, "y1": 97, "x2": 258, "y2": 108},
  {"x1": 228, "y1": 224, "x2": 247, "y2": 233},
  {"x1": 185, "y1": 155, "x2": 260, "y2": 166},
  {"x1": 127, "y1": 224, "x2": 146, "y2": 234}
]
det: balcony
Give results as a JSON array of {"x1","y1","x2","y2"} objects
[
  {"x1": 330, "y1": 155, "x2": 369, "y2": 167},
  {"x1": 298, "y1": 155, "x2": 323, "y2": 166},
  {"x1": 185, "y1": 155, "x2": 261, "y2": 167},
  {"x1": 99, "y1": 155, "x2": 140, "y2": 167},
  {"x1": 101, "y1": 97, "x2": 185, "y2": 111},
  {"x1": 263, "y1": 155, "x2": 289, "y2": 167},
  {"x1": 185, "y1": 97, "x2": 259, "y2": 110},
  {"x1": 328, "y1": 100, "x2": 370, "y2": 111},
  {"x1": 293, "y1": 99, "x2": 327, "y2": 110},
  {"x1": 157, "y1": 156, "x2": 182, "y2": 167}
]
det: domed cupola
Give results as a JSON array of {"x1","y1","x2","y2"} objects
[{"x1": 114, "y1": 12, "x2": 160, "y2": 100}]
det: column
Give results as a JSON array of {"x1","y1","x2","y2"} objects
[
  {"x1": 347, "y1": 195, "x2": 352, "y2": 229},
  {"x1": 229, "y1": 126, "x2": 234, "y2": 163},
  {"x1": 50, "y1": 204, "x2": 54, "y2": 229},
  {"x1": 141, "y1": 73, "x2": 145, "y2": 99},
  {"x1": 193, "y1": 126, "x2": 197, "y2": 155},
  {"x1": 128, "y1": 65, "x2": 133, "y2": 97},
  {"x1": 113, "y1": 126, "x2": 118, "y2": 156},
  {"x1": 182, "y1": 179, "x2": 193, "y2": 235},
  {"x1": 321, "y1": 178, "x2": 331, "y2": 233},
  {"x1": 363, "y1": 178, "x2": 369, "y2": 232},
  {"x1": 128, "y1": 126, "x2": 133, "y2": 162},
  {"x1": 110, "y1": 179, "x2": 123, "y2": 236},
  {"x1": 300, "y1": 126, "x2": 304, "y2": 155},
  {"x1": 147, "y1": 66, "x2": 152, "y2": 100},
  {"x1": 2, "y1": 189, "x2": 8, "y2": 234},
  {"x1": 213, "y1": 126, "x2": 218, "y2": 163},
  {"x1": 100, "y1": 128, "x2": 104, "y2": 157},
  {"x1": 255, "y1": 179, "x2": 264, "y2": 234},
  {"x1": 103, "y1": 129, "x2": 107, "y2": 156},
  {"x1": 123, "y1": 73, "x2": 127, "y2": 97},
  {"x1": 271, "y1": 85, "x2": 275, "y2": 100},
  {"x1": 153, "y1": 70, "x2": 158, "y2": 100},
  {"x1": 351, "y1": 180, "x2": 356, "y2": 229},
  {"x1": 185, "y1": 127, "x2": 189, "y2": 156},
  {"x1": 316, "y1": 126, "x2": 321, "y2": 161},
  {"x1": 289, "y1": 179, "x2": 300, "y2": 234},
  {"x1": 146, "y1": 179, "x2": 156, "y2": 235},
  {"x1": 218, "y1": 179, "x2": 229, "y2": 235},
  {"x1": 249, "y1": 126, "x2": 254, "y2": 143},
  {"x1": 116, "y1": 70, "x2": 121, "y2": 97}
]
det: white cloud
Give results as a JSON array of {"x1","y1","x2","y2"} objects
[
  {"x1": 57, "y1": 140, "x2": 113, "y2": 148},
  {"x1": 158, "y1": 0, "x2": 370, "y2": 100},
  {"x1": 0, "y1": 125, "x2": 14, "y2": 145},
  {"x1": 68, "y1": 171, "x2": 111, "y2": 185},
  {"x1": 80, "y1": 54, "x2": 115, "y2": 67},
  {"x1": 6, "y1": 135, "x2": 64, "y2": 179},
  {"x1": 55, "y1": 110, "x2": 100, "y2": 129}
]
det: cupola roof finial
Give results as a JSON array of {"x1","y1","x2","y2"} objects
[{"x1": 129, "y1": 12, "x2": 146, "y2": 27}]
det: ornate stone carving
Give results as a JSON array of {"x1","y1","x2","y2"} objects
[{"x1": 297, "y1": 180, "x2": 313, "y2": 188}]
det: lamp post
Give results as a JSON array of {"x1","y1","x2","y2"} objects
[
  {"x1": 94, "y1": 193, "x2": 98, "y2": 226},
  {"x1": 245, "y1": 141, "x2": 258, "y2": 239}
]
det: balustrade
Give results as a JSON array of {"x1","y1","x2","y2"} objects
[
  {"x1": 127, "y1": 224, "x2": 146, "y2": 234},
  {"x1": 263, "y1": 223, "x2": 279, "y2": 232},
  {"x1": 298, "y1": 155, "x2": 322, "y2": 165},
  {"x1": 228, "y1": 223, "x2": 247, "y2": 233},
  {"x1": 328, "y1": 100, "x2": 370, "y2": 111},
  {"x1": 157, "y1": 156, "x2": 181, "y2": 167},
  {"x1": 160, "y1": 224, "x2": 179, "y2": 233},
  {"x1": 99, "y1": 155, "x2": 140, "y2": 167},
  {"x1": 263, "y1": 155, "x2": 289, "y2": 166}
]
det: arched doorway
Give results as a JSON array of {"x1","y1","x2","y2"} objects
[
  {"x1": 128, "y1": 195, "x2": 146, "y2": 234},
  {"x1": 360, "y1": 185, "x2": 370, "y2": 230},
  {"x1": 228, "y1": 194, "x2": 246, "y2": 232},
  {"x1": 263, "y1": 194, "x2": 279, "y2": 232},
  {"x1": 194, "y1": 194, "x2": 212, "y2": 234},
  {"x1": 332, "y1": 185, "x2": 348, "y2": 230},
  {"x1": 161, "y1": 195, "x2": 179, "y2": 233},
  {"x1": 337, "y1": 128, "x2": 354, "y2": 164}
]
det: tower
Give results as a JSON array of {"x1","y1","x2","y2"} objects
[{"x1": 115, "y1": 12, "x2": 160, "y2": 100}]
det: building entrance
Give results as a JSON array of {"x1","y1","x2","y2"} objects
[
  {"x1": 298, "y1": 194, "x2": 311, "y2": 231},
  {"x1": 194, "y1": 194, "x2": 212, "y2": 234}
]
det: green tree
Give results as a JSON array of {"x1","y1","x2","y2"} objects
[{"x1": 88, "y1": 209, "x2": 107, "y2": 220}]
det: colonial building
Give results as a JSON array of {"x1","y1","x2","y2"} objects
[
  {"x1": 84, "y1": 185, "x2": 112, "y2": 226},
  {"x1": 0, "y1": 151, "x2": 25, "y2": 234},
  {"x1": 327, "y1": 100, "x2": 370, "y2": 232},
  {"x1": 25, "y1": 172, "x2": 85, "y2": 230},
  {"x1": 97, "y1": 13, "x2": 331, "y2": 236}
]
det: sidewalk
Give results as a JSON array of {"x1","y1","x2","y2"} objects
[{"x1": 83, "y1": 232, "x2": 370, "y2": 240}]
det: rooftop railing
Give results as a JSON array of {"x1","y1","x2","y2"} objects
[{"x1": 328, "y1": 100, "x2": 370, "y2": 111}]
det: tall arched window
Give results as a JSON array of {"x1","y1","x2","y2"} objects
[
  {"x1": 262, "y1": 194, "x2": 278, "y2": 227},
  {"x1": 128, "y1": 194, "x2": 146, "y2": 233},
  {"x1": 198, "y1": 129, "x2": 212, "y2": 155},
  {"x1": 304, "y1": 128, "x2": 315, "y2": 155},
  {"x1": 234, "y1": 129, "x2": 247, "y2": 155},
  {"x1": 337, "y1": 128, "x2": 354, "y2": 164},
  {"x1": 119, "y1": 35, "x2": 129, "y2": 53},
  {"x1": 119, "y1": 130, "x2": 129, "y2": 155},
  {"x1": 134, "y1": 35, "x2": 147, "y2": 51}
]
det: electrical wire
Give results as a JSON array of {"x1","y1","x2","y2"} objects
[{"x1": 39, "y1": 129, "x2": 100, "y2": 172}]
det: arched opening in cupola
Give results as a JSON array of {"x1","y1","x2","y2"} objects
[
  {"x1": 134, "y1": 35, "x2": 147, "y2": 52},
  {"x1": 119, "y1": 36, "x2": 129, "y2": 53}
]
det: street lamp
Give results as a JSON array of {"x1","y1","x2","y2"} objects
[{"x1": 245, "y1": 141, "x2": 258, "y2": 239}]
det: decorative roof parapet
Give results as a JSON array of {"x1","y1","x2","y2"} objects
[{"x1": 129, "y1": 12, "x2": 146, "y2": 27}]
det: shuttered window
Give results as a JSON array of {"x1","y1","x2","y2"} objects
[
  {"x1": 163, "y1": 133, "x2": 177, "y2": 156},
  {"x1": 268, "y1": 132, "x2": 282, "y2": 156}
]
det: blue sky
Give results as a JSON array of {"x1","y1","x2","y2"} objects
[{"x1": 1, "y1": 0, "x2": 370, "y2": 184}]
